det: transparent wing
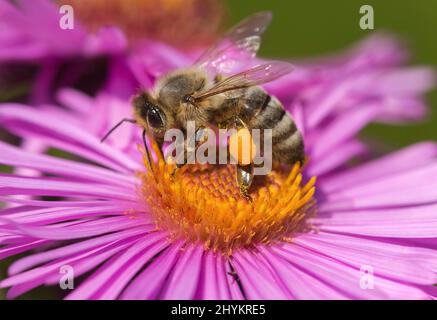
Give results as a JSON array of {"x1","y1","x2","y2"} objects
[
  {"x1": 192, "y1": 61, "x2": 294, "y2": 101},
  {"x1": 195, "y1": 11, "x2": 273, "y2": 75}
]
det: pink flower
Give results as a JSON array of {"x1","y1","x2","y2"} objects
[
  {"x1": 0, "y1": 0, "x2": 130, "y2": 104},
  {"x1": 0, "y1": 33, "x2": 436, "y2": 299},
  {"x1": 0, "y1": 0, "x2": 222, "y2": 105},
  {"x1": 0, "y1": 0, "x2": 127, "y2": 60}
]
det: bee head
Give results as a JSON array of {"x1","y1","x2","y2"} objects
[{"x1": 133, "y1": 92, "x2": 168, "y2": 141}]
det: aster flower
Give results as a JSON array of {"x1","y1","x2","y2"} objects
[
  {"x1": 58, "y1": 0, "x2": 223, "y2": 49},
  {"x1": 0, "y1": 31, "x2": 436, "y2": 299},
  {"x1": 0, "y1": 0, "x2": 221, "y2": 104},
  {"x1": 0, "y1": 0, "x2": 127, "y2": 103}
]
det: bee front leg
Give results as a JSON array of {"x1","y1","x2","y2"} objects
[
  {"x1": 236, "y1": 163, "x2": 254, "y2": 201},
  {"x1": 170, "y1": 149, "x2": 187, "y2": 180},
  {"x1": 155, "y1": 139, "x2": 164, "y2": 159}
]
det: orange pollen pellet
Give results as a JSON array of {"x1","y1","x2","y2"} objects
[{"x1": 229, "y1": 128, "x2": 257, "y2": 165}]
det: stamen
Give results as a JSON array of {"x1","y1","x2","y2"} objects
[{"x1": 137, "y1": 143, "x2": 317, "y2": 255}]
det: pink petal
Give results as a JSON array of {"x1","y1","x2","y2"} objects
[
  {"x1": 231, "y1": 250, "x2": 291, "y2": 299},
  {"x1": 66, "y1": 232, "x2": 168, "y2": 300},
  {"x1": 293, "y1": 232, "x2": 437, "y2": 284},
  {"x1": 307, "y1": 140, "x2": 367, "y2": 176},
  {"x1": 0, "y1": 174, "x2": 136, "y2": 201},
  {"x1": 195, "y1": 252, "x2": 234, "y2": 300},
  {"x1": 161, "y1": 245, "x2": 203, "y2": 300},
  {"x1": 8, "y1": 227, "x2": 149, "y2": 275},
  {"x1": 260, "y1": 247, "x2": 348, "y2": 299},
  {"x1": 121, "y1": 241, "x2": 183, "y2": 300},
  {"x1": 320, "y1": 142, "x2": 437, "y2": 193},
  {"x1": 272, "y1": 244, "x2": 430, "y2": 299},
  {"x1": 0, "y1": 104, "x2": 141, "y2": 172}
]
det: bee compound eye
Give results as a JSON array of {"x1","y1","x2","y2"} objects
[{"x1": 146, "y1": 106, "x2": 164, "y2": 130}]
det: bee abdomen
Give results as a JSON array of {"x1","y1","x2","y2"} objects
[
  {"x1": 273, "y1": 129, "x2": 304, "y2": 164},
  {"x1": 245, "y1": 88, "x2": 304, "y2": 165}
]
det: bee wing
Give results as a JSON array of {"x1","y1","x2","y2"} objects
[
  {"x1": 195, "y1": 11, "x2": 273, "y2": 75},
  {"x1": 192, "y1": 61, "x2": 294, "y2": 101}
]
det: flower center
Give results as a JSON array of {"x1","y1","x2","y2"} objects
[
  {"x1": 58, "y1": 0, "x2": 223, "y2": 48},
  {"x1": 137, "y1": 146, "x2": 317, "y2": 255}
]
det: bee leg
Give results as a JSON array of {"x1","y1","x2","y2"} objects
[
  {"x1": 170, "y1": 161, "x2": 186, "y2": 180},
  {"x1": 169, "y1": 144, "x2": 186, "y2": 179},
  {"x1": 142, "y1": 129, "x2": 155, "y2": 175},
  {"x1": 155, "y1": 139, "x2": 164, "y2": 160},
  {"x1": 236, "y1": 163, "x2": 254, "y2": 202}
]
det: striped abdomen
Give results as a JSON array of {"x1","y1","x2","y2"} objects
[{"x1": 240, "y1": 87, "x2": 304, "y2": 165}]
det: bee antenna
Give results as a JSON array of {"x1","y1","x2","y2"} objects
[{"x1": 100, "y1": 118, "x2": 137, "y2": 143}]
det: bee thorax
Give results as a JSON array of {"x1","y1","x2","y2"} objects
[{"x1": 157, "y1": 69, "x2": 208, "y2": 111}]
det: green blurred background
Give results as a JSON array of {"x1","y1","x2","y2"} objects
[
  {"x1": 225, "y1": 0, "x2": 437, "y2": 148},
  {"x1": 1, "y1": 0, "x2": 436, "y2": 299}
]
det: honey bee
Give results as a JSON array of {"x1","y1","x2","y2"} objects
[{"x1": 102, "y1": 12, "x2": 304, "y2": 199}]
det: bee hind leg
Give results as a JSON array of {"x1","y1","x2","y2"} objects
[{"x1": 236, "y1": 163, "x2": 254, "y2": 202}]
